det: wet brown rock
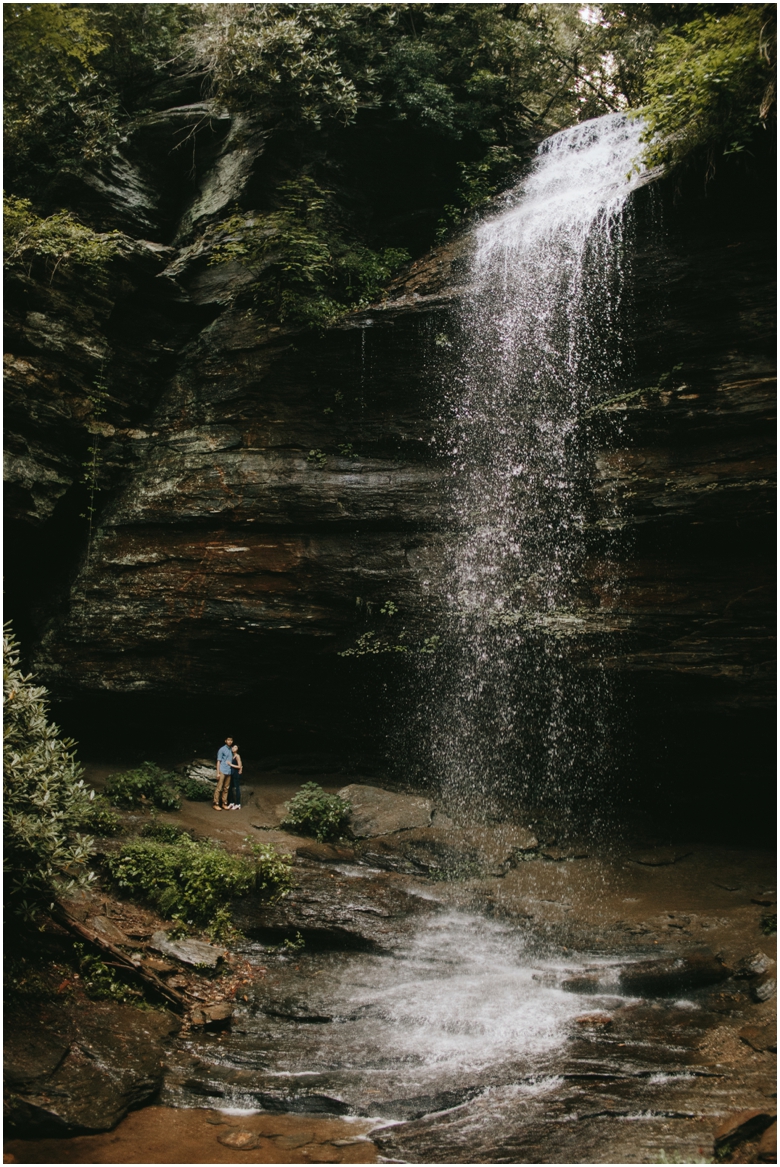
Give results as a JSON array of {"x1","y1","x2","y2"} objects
[
  {"x1": 575, "y1": 1013, "x2": 613, "y2": 1027},
  {"x1": 738, "y1": 1025, "x2": 777, "y2": 1053},
  {"x1": 357, "y1": 824, "x2": 538, "y2": 879},
  {"x1": 190, "y1": 1003, "x2": 234, "y2": 1030},
  {"x1": 217, "y1": 1128, "x2": 262, "y2": 1149},
  {"x1": 714, "y1": 1109, "x2": 776, "y2": 1148},
  {"x1": 4, "y1": 1003, "x2": 180, "y2": 1135},
  {"x1": 296, "y1": 841, "x2": 358, "y2": 864},
  {"x1": 618, "y1": 949, "x2": 731, "y2": 995},
  {"x1": 758, "y1": 1120, "x2": 777, "y2": 1162},
  {"x1": 86, "y1": 916, "x2": 131, "y2": 946},
  {"x1": 338, "y1": 785, "x2": 433, "y2": 838},
  {"x1": 750, "y1": 972, "x2": 777, "y2": 1003},
  {"x1": 232, "y1": 863, "x2": 432, "y2": 951},
  {"x1": 735, "y1": 951, "x2": 775, "y2": 978}
]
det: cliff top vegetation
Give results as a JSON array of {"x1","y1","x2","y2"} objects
[{"x1": 4, "y1": 2, "x2": 775, "y2": 324}]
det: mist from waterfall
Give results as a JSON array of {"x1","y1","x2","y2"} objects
[{"x1": 424, "y1": 113, "x2": 648, "y2": 823}]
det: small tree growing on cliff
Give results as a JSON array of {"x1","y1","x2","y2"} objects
[{"x1": 3, "y1": 624, "x2": 105, "y2": 920}]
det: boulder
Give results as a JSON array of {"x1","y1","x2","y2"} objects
[
  {"x1": 338, "y1": 785, "x2": 433, "y2": 837},
  {"x1": 357, "y1": 824, "x2": 538, "y2": 879},
  {"x1": 758, "y1": 1121, "x2": 777, "y2": 1163},
  {"x1": 738, "y1": 1025, "x2": 777, "y2": 1053},
  {"x1": 217, "y1": 1128, "x2": 261, "y2": 1149},
  {"x1": 150, "y1": 931, "x2": 223, "y2": 969},
  {"x1": 232, "y1": 863, "x2": 431, "y2": 951},
  {"x1": 190, "y1": 1003, "x2": 234, "y2": 1030},
  {"x1": 4, "y1": 1004, "x2": 179, "y2": 1135},
  {"x1": 714, "y1": 1109, "x2": 776, "y2": 1149},
  {"x1": 183, "y1": 762, "x2": 217, "y2": 786},
  {"x1": 618, "y1": 949, "x2": 731, "y2": 995},
  {"x1": 750, "y1": 972, "x2": 777, "y2": 1003},
  {"x1": 735, "y1": 951, "x2": 775, "y2": 978}
]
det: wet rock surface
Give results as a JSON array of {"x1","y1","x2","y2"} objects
[
  {"x1": 338, "y1": 784, "x2": 433, "y2": 837},
  {"x1": 4, "y1": 116, "x2": 772, "y2": 753},
  {"x1": 4, "y1": 1004, "x2": 180, "y2": 1136},
  {"x1": 3, "y1": 777, "x2": 776, "y2": 1164},
  {"x1": 232, "y1": 861, "x2": 433, "y2": 951},
  {"x1": 150, "y1": 931, "x2": 225, "y2": 969}
]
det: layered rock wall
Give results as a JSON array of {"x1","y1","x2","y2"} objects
[{"x1": 4, "y1": 104, "x2": 774, "y2": 774}]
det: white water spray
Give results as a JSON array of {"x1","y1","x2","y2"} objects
[{"x1": 428, "y1": 113, "x2": 647, "y2": 816}]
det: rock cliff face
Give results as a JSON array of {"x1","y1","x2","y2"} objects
[{"x1": 4, "y1": 104, "x2": 774, "y2": 807}]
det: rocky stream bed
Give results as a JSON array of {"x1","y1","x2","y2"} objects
[{"x1": 4, "y1": 772, "x2": 776, "y2": 1164}]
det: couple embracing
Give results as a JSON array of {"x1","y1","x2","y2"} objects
[{"x1": 214, "y1": 735, "x2": 242, "y2": 811}]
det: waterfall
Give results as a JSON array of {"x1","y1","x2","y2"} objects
[{"x1": 426, "y1": 113, "x2": 648, "y2": 822}]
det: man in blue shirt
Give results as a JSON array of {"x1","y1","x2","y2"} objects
[{"x1": 214, "y1": 736, "x2": 234, "y2": 811}]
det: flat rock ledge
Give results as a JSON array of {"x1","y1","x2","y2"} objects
[{"x1": 337, "y1": 784, "x2": 433, "y2": 837}]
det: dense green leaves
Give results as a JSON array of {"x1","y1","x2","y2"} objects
[
  {"x1": 106, "y1": 835, "x2": 292, "y2": 926},
  {"x1": 209, "y1": 177, "x2": 410, "y2": 326},
  {"x1": 282, "y1": 782, "x2": 352, "y2": 842},
  {"x1": 3, "y1": 194, "x2": 118, "y2": 280},
  {"x1": 105, "y1": 762, "x2": 183, "y2": 811},
  {"x1": 641, "y1": 5, "x2": 775, "y2": 175},
  {"x1": 104, "y1": 761, "x2": 215, "y2": 809},
  {"x1": 3, "y1": 2, "x2": 775, "y2": 321},
  {"x1": 3, "y1": 625, "x2": 109, "y2": 920}
]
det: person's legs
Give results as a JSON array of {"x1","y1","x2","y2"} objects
[
  {"x1": 227, "y1": 770, "x2": 238, "y2": 807},
  {"x1": 213, "y1": 771, "x2": 229, "y2": 809}
]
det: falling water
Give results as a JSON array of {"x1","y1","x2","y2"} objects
[{"x1": 426, "y1": 113, "x2": 648, "y2": 822}]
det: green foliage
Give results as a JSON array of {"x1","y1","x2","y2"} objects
[
  {"x1": 641, "y1": 5, "x2": 775, "y2": 175},
  {"x1": 105, "y1": 762, "x2": 182, "y2": 812},
  {"x1": 209, "y1": 178, "x2": 410, "y2": 327},
  {"x1": 761, "y1": 913, "x2": 777, "y2": 936},
  {"x1": 80, "y1": 795, "x2": 121, "y2": 838},
  {"x1": 4, "y1": 3, "x2": 189, "y2": 193},
  {"x1": 106, "y1": 835, "x2": 292, "y2": 926},
  {"x1": 281, "y1": 782, "x2": 352, "y2": 842},
  {"x1": 206, "y1": 905, "x2": 244, "y2": 945},
  {"x1": 139, "y1": 821, "x2": 192, "y2": 844},
  {"x1": 176, "y1": 776, "x2": 215, "y2": 802},
  {"x1": 3, "y1": 625, "x2": 102, "y2": 920},
  {"x1": 73, "y1": 942, "x2": 138, "y2": 1003},
  {"x1": 307, "y1": 448, "x2": 328, "y2": 468},
  {"x1": 3, "y1": 194, "x2": 118, "y2": 280},
  {"x1": 106, "y1": 761, "x2": 215, "y2": 809}
]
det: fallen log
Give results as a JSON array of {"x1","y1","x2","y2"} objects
[{"x1": 53, "y1": 903, "x2": 189, "y2": 1012}]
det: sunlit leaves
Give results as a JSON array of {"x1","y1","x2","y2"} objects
[
  {"x1": 3, "y1": 625, "x2": 109, "y2": 920},
  {"x1": 641, "y1": 5, "x2": 775, "y2": 174}
]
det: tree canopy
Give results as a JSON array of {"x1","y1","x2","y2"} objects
[{"x1": 3, "y1": 3, "x2": 775, "y2": 322}]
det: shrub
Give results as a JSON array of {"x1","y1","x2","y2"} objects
[
  {"x1": 3, "y1": 194, "x2": 118, "y2": 279},
  {"x1": 3, "y1": 624, "x2": 101, "y2": 919},
  {"x1": 106, "y1": 836, "x2": 292, "y2": 926},
  {"x1": 74, "y1": 943, "x2": 138, "y2": 1003},
  {"x1": 281, "y1": 782, "x2": 351, "y2": 842},
  {"x1": 175, "y1": 776, "x2": 214, "y2": 803},
  {"x1": 105, "y1": 762, "x2": 182, "y2": 811},
  {"x1": 80, "y1": 794, "x2": 121, "y2": 837},
  {"x1": 105, "y1": 762, "x2": 214, "y2": 809},
  {"x1": 139, "y1": 822, "x2": 191, "y2": 844},
  {"x1": 641, "y1": 5, "x2": 774, "y2": 175}
]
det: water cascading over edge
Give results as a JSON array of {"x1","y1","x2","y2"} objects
[{"x1": 425, "y1": 113, "x2": 648, "y2": 824}]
